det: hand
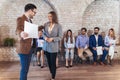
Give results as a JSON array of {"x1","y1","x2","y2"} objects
[
  {"x1": 46, "y1": 38, "x2": 54, "y2": 42},
  {"x1": 20, "y1": 31, "x2": 28, "y2": 39},
  {"x1": 109, "y1": 44, "x2": 112, "y2": 46},
  {"x1": 102, "y1": 47, "x2": 104, "y2": 50},
  {"x1": 93, "y1": 47, "x2": 97, "y2": 50},
  {"x1": 105, "y1": 47, "x2": 109, "y2": 51},
  {"x1": 84, "y1": 45, "x2": 88, "y2": 50},
  {"x1": 68, "y1": 48, "x2": 71, "y2": 50},
  {"x1": 45, "y1": 37, "x2": 49, "y2": 41}
]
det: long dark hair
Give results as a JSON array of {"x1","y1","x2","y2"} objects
[
  {"x1": 49, "y1": 11, "x2": 58, "y2": 24},
  {"x1": 65, "y1": 29, "x2": 73, "y2": 43}
]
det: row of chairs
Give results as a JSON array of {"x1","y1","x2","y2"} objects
[{"x1": 31, "y1": 47, "x2": 94, "y2": 67}]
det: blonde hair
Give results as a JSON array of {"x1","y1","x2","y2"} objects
[{"x1": 108, "y1": 28, "x2": 116, "y2": 40}]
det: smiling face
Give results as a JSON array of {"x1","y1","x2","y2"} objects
[
  {"x1": 68, "y1": 31, "x2": 72, "y2": 36},
  {"x1": 81, "y1": 29, "x2": 86, "y2": 35},
  {"x1": 29, "y1": 9, "x2": 37, "y2": 19},
  {"x1": 94, "y1": 29, "x2": 99, "y2": 35},
  {"x1": 109, "y1": 29, "x2": 113, "y2": 35},
  {"x1": 48, "y1": 13, "x2": 53, "y2": 23},
  {"x1": 38, "y1": 31, "x2": 43, "y2": 37}
]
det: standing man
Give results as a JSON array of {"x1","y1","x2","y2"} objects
[{"x1": 16, "y1": 3, "x2": 37, "y2": 80}]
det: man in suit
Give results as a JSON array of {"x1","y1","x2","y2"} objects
[
  {"x1": 16, "y1": 3, "x2": 37, "y2": 80},
  {"x1": 89, "y1": 27, "x2": 107, "y2": 66}
]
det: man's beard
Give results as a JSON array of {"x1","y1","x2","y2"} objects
[
  {"x1": 94, "y1": 32, "x2": 98, "y2": 35},
  {"x1": 30, "y1": 16, "x2": 33, "y2": 19}
]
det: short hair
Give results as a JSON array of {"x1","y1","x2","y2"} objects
[
  {"x1": 24, "y1": 3, "x2": 37, "y2": 12},
  {"x1": 81, "y1": 28, "x2": 87, "y2": 32},
  {"x1": 94, "y1": 27, "x2": 100, "y2": 31},
  {"x1": 38, "y1": 25, "x2": 44, "y2": 31}
]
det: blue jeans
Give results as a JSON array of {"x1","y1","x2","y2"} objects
[
  {"x1": 101, "y1": 50, "x2": 108, "y2": 62},
  {"x1": 91, "y1": 49, "x2": 108, "y2": 62},
  {"x1": 18, "y1": 53, "x2": 32, "y2": 80}
]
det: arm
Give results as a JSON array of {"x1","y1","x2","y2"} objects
[
  {"x1": 84, "y1": 36, "x2": 89, "y2": 49},
  {"x1": 75, "y1": 36, "x2": 79, "y2": 49},
  {"x1": 100, "y1": 35, "x2": 104, "y2": 47},
  {"x1": 89, "y1": 36, "x2": 93, "y2": 49},
  {"x1": 104, "y1": 36, "x2": 110, "y2": 46},
  {"x1": 52, "y1": 24, "x2": 63, "y2": 42},
  {"x1": 64, "y1": 38, "x2": 68, "y2": 48},
  {"x1": 16, "y1": 17, "x2": 28, "y2": 39},
  {"x1": 72, "y1": 37, "x2": 75, "y2": 48},
  {"x1": 87, "y1": 36, "x2": 89, "y2": 47},
  {"x1": 16, "y1": 17, "x2": 23, "y2": 38}
]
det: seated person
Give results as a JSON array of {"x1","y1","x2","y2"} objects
[
  {"x1": 104, "y1": 28, "x2": 116, "y2": 65},
  {"x1": 64, "y1": 29, "x2": 75, "y2": 68},
  {"x1": 36, "y1": 26, "x2": 45, "y2": 68},
  {"x1": 89, "y1": 27, "x2": 107, "y2": 65},
  {"x1": 76, "y1": 28, "x2": 92, "y2": 63}
]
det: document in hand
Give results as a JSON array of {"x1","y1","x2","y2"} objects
[
  {"x1": 110, "y1": 40, "x2": 116, "y2": 45},
  {"x1": 24, "y1": 21, "x2": 38, "y2": 39},
  {"x1": 38, "y1": 40, "x2": 44, "y2": 47},
  {"x1": 96, "y1": 46, "x2": 103, "y2": 55},
  {"x1": 67, "y1": 43, "x2": 74, "y2": 48},
  {"x1": 109, "y1": 46, "x2": 114, "y2": 56}
]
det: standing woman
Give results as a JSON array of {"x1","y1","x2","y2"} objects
[
  {"x1": 43, "y1": 11, "x2": 62, "y2": 80},
  {"x1": 104, "y1": 28, "x2": 116, "y2": 65}
]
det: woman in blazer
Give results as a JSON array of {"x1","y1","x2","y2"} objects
[{"x1": 43, "y1": 11, "x2": 62, "y2": 80}]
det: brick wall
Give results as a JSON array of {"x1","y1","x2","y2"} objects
[
  {"x1": 0, "y1": 0, "x2": 120, "y2": 61},
  {"x1": 0, "y1": 0, "x2": 119, "y2": 42},
  {"x1": 82, "y1": 0, "x2": 119, "y2": 43}
]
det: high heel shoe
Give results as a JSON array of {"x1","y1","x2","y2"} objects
[
  {"x1": 69, "y1": 65, "x2": 73, "y2": 67},
  {"x1": 65, "y1": 66, "x2": 69, "y2": 68}
]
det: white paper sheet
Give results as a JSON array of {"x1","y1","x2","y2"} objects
[
  {"x1": 109, "y1": 40, "x2": 116, "y2": 45},
  {"x1": 109, "y1": 46, "x2": 114, "y2": 59},
  {"x1": 84, "y1": 45, "x2": 88, "y2": 50},
  {"x1": 96, "y1": 46, "x2": 103, "y2": 55},
  {"x1": 24, "y1": 21, "x2": 38, "y2": 39},
  {"x1": 109, "y1": 40, "x2": 116, "y2": 59},
  {"x1": 67, "y1": 43, "x2": 74, "y2": 48},
  {"x1": 37, "y1": 39, "x2": 44, "y2": 47}
]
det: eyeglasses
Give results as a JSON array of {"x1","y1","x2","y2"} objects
[
  {"x1": 82, "y1": 30, "x2": 86, "y2": 32},
  {"x1": 32, "y1": 10, "x2": 37, "y2": 14}
]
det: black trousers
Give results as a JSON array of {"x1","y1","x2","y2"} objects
[{"x1": 46, "y1": 52, "x2": 57, "y2": 79}]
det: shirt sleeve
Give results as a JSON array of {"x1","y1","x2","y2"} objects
[
  {"x1": 72, "y1": 37, "x2": 75, "y2": 48},
  {"x1": 76, "y1": 36, "x2": 79, "y2": 48},
  {"x1": 104, "y1": 36, "x2": 110, "y2": 46},
  {"x1": 64, "y1": 38, "x2": 68, "y2": 48}
]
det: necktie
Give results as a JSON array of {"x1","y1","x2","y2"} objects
[{"x1": 29, "y1": 19, "x2": 32, "y2": 23}]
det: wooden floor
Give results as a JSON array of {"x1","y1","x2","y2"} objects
[{"x1": 0, "y1": 61, "x2": 120, "y2": 80}]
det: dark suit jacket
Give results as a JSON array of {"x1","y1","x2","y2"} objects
[
  {"x1": 89, "y1": 34, "x2": 104, "y2": 50},
  {"x1": 16, "y1": 15, "x2": 32, "y2": 54}
]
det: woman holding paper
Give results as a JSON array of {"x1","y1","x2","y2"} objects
[
  {"x1": 43, "y1": 11, "x2": 62, "y2": 80},
  {"x1": 104, "y1": 28, "x2": 116, "y2": 65},
  {"x1": 64, "y1": 29, "x2": 75, "y2": 68}
]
